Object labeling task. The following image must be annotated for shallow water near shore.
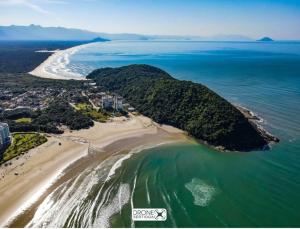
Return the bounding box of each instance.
[29,41,300,227]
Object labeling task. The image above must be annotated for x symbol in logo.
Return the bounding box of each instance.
[155,209,166,219]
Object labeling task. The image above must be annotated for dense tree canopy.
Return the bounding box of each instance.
[0,40,92,73]
[1,99,94,134]
[87,64,268,151]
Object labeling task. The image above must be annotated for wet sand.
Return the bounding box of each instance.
[0,114,186,227]
[29,43,95,80]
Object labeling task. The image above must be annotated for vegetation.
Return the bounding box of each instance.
[0,41,90,99]
[0,73,86,97]
[1,108,34,120]
[1,132,47,164]
[74,102,109,123]
[87,64,268,151]
[15,117,32,124]
[0,41,94,73]
[0,41,97,135]
[0,41,98,164]
[34,99,94,132]
[74,102,92,111]
[1,99,94,134]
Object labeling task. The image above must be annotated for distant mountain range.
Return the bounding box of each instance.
[0,24,256,41]
[0,25,101,41]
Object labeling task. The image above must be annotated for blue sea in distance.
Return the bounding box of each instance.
[30,41,300,227]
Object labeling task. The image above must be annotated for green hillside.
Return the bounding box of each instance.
[87,64,268,151]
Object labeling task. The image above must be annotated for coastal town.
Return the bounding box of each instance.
[0,80,136,164]
[0,81,134,112]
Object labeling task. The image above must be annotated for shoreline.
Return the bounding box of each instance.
[0,136,87,227]
[236,105,280,145]
[1,40,281,226]
[29,42,97,81]
[0,115,186,227]
[28,41,280,149]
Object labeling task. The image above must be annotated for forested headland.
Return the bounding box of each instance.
[87,64,269,151]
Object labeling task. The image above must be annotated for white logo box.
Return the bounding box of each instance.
[132,208,167,221]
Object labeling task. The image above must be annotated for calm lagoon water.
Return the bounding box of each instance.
[30,41,300,227]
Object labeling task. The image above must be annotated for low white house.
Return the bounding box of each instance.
[128,107,135,112]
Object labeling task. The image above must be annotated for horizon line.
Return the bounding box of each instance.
[2,23,300,41]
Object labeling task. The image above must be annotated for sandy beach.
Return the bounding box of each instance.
[29,43,96,80]
[0,41,187,227]
[0,114,185,227]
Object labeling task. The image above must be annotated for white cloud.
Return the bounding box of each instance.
[44,0,68,4]
[0,0,67,14]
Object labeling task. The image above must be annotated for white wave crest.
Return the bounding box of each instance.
[45,46,84,79]
[92,183,130,228]
[30,42,98,80]
[25,141,175,227]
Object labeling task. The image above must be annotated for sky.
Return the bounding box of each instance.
[0,0,300,39]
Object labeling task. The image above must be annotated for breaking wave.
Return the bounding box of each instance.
[26,142,173,227]
[44,47,84,79]
[26,153,131,228]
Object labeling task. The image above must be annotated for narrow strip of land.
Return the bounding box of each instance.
[29,43,95,80]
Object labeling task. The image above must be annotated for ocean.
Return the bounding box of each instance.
[29,41,300,227]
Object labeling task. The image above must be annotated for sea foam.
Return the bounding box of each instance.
[185,178,217,207]
[25,142,173,227]
[46,47,83,79]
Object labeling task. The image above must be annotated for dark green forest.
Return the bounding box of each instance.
[0,40,91,73]
[0,73,85,96]
[87,64,268,151]
[1,99,94,133]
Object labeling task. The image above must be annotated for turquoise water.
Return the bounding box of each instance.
[30,41,300,227]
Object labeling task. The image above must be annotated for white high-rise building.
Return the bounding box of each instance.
[101,95,114,109]
[0,123,11,150]
[114,96,123,110]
